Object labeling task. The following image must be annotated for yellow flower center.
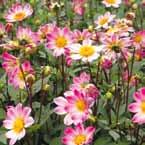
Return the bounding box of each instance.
[55,36,67,48]
[14,12,26,21]
[13,118,24,133]
[76,99,86,112]
[105,0,116,4]
[74,134,86,145]
[141,101,145,113]
[134,35,142,43]
[99,17,108,25]
[79,45,95,57]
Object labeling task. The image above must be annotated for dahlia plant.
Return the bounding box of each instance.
[0,0,145,145]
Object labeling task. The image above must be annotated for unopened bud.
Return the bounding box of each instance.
[110,86,115,93]
[35,19,41,25]
[5,23,13,33]
[125,12,135,20]
[43,66,51,76]
[25,44,37,54]
[88,25,93,32]
[0,82,4,90]
[26,74,35,86]
[132,3,138,10]
[42,84,50,92]
[106,92,113,99]
[89,115,97,122]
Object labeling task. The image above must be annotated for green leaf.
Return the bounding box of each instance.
[109,130,120,141]
[0,130,7,145]
[27,124,41,133]
[49,137,60,145]
[94,136,111,145]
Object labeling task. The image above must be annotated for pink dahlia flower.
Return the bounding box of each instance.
[17,26,40,47]
[132,30,145,49]
[128,87,145,124]
[102,0,122,8]
[54,90,93,125]
[101,34,131,60]
[4,3,33,22]
[62,124,95,145]
[46,26,73,57]
[38,23,56,41]
[72,0,86,15]
[3,103,34,145]
[70,72,99,101]
[9,61,34,89]
[100,56,113,70]
[95,12,115,29]
[2,52,19,75]
[73,29,92,42]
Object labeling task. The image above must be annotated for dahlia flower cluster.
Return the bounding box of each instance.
[54,72,98,144]
[1,0,145,145]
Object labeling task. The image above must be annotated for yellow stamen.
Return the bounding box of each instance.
[55,36,67,48]
[134,35,142,43]
[74,134,86,145]
[141,101,145,113]
[99,17,108,25]
[79,45,95,57]
[13,118,24,133]
[105,0,116,4]
[76,99,86,112]
[14,12,26,21]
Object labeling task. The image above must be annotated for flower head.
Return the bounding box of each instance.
[95,12,115,29]
[73,29,92,42]
[100,56,113,69]
[102,0,122,8]
[132,30,145,49]
[46,26,73,57]
[62,124,95,145]
[107,18,134,37]
[9,61,34,89]
[72,0,86,15]
[70,72,99,101]
[101,34,131,59]
[2,52,20,75]
[70,39,103,62]
[17,26,39,47]
[3,103,34,145]
[4,3,33,22]
[128,87,145,124]
[54,90,93,125]
[38,23,55,41]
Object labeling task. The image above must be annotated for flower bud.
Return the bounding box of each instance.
[89,115,97,122]
[106,92,113,99]
[0,82,4,91]
[132,3,138,10]
[25,44,37,54]
[26,74,35,86]
[5,23,13,33]
[42,66,51,76]
[35,19,41,25]
[42,84,50,92]
[110,86,115,93]
[125,12,135,20]
[88,25,93,32]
